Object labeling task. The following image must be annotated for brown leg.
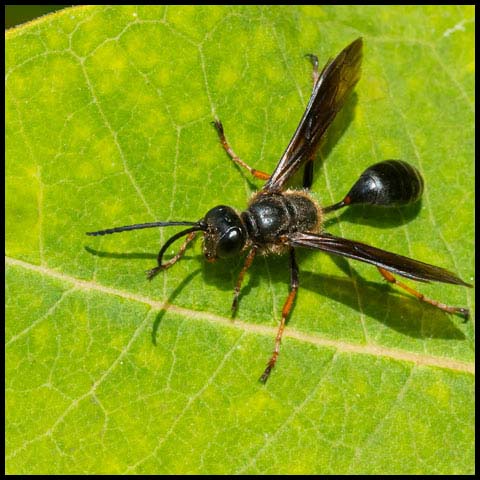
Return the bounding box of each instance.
[302,54,320,189]
[378,267,469,321]
[232,247,257,313]
[305,53,320,87]
[260,248,299,384]
[147,231,198,280]
[212,119,270,181]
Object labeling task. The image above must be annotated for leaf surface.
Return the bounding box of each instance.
[6,5,474,474]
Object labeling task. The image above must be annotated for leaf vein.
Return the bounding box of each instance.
[6,256,474,374]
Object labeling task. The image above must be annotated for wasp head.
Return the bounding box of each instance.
[201,205,247,261]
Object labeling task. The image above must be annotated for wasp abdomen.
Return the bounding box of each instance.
[346,160,424,206]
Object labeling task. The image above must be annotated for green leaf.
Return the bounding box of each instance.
[6,5,474,474]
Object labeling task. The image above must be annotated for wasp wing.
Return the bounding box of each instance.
[287,232,471,286]
[262,37,363,193]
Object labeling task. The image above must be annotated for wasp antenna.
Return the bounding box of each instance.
[147,225,204,280]
[86,221,202,236]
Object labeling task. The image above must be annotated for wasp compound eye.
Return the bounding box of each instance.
[217,227,246,258]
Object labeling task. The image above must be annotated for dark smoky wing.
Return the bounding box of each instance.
[262,37,363,193]
[287,232,471,286]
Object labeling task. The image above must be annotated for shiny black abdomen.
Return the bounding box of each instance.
[347,160,424,206]
[242,192,319,246]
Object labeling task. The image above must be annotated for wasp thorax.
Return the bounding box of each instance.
[202,205,247,260]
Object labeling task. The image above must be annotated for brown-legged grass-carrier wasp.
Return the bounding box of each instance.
[87,38,472,383]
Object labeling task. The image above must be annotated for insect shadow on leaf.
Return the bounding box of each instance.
[151,268,202,346]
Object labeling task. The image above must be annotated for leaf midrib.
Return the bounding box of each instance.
[6,255,474,374]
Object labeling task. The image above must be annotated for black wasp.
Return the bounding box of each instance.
[87,38,471,383]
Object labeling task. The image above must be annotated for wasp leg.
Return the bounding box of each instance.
[302,54,320,190]
[260,248,299,383]
[377,267,469,321]
[212,119,270,181]
[232,247,257,314]
[146,231,198,280]
[303,158,315,189]
[305,53,320,87]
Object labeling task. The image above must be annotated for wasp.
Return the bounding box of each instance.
[87,38,471,383]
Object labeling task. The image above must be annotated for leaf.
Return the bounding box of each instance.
[6,5,474,474]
